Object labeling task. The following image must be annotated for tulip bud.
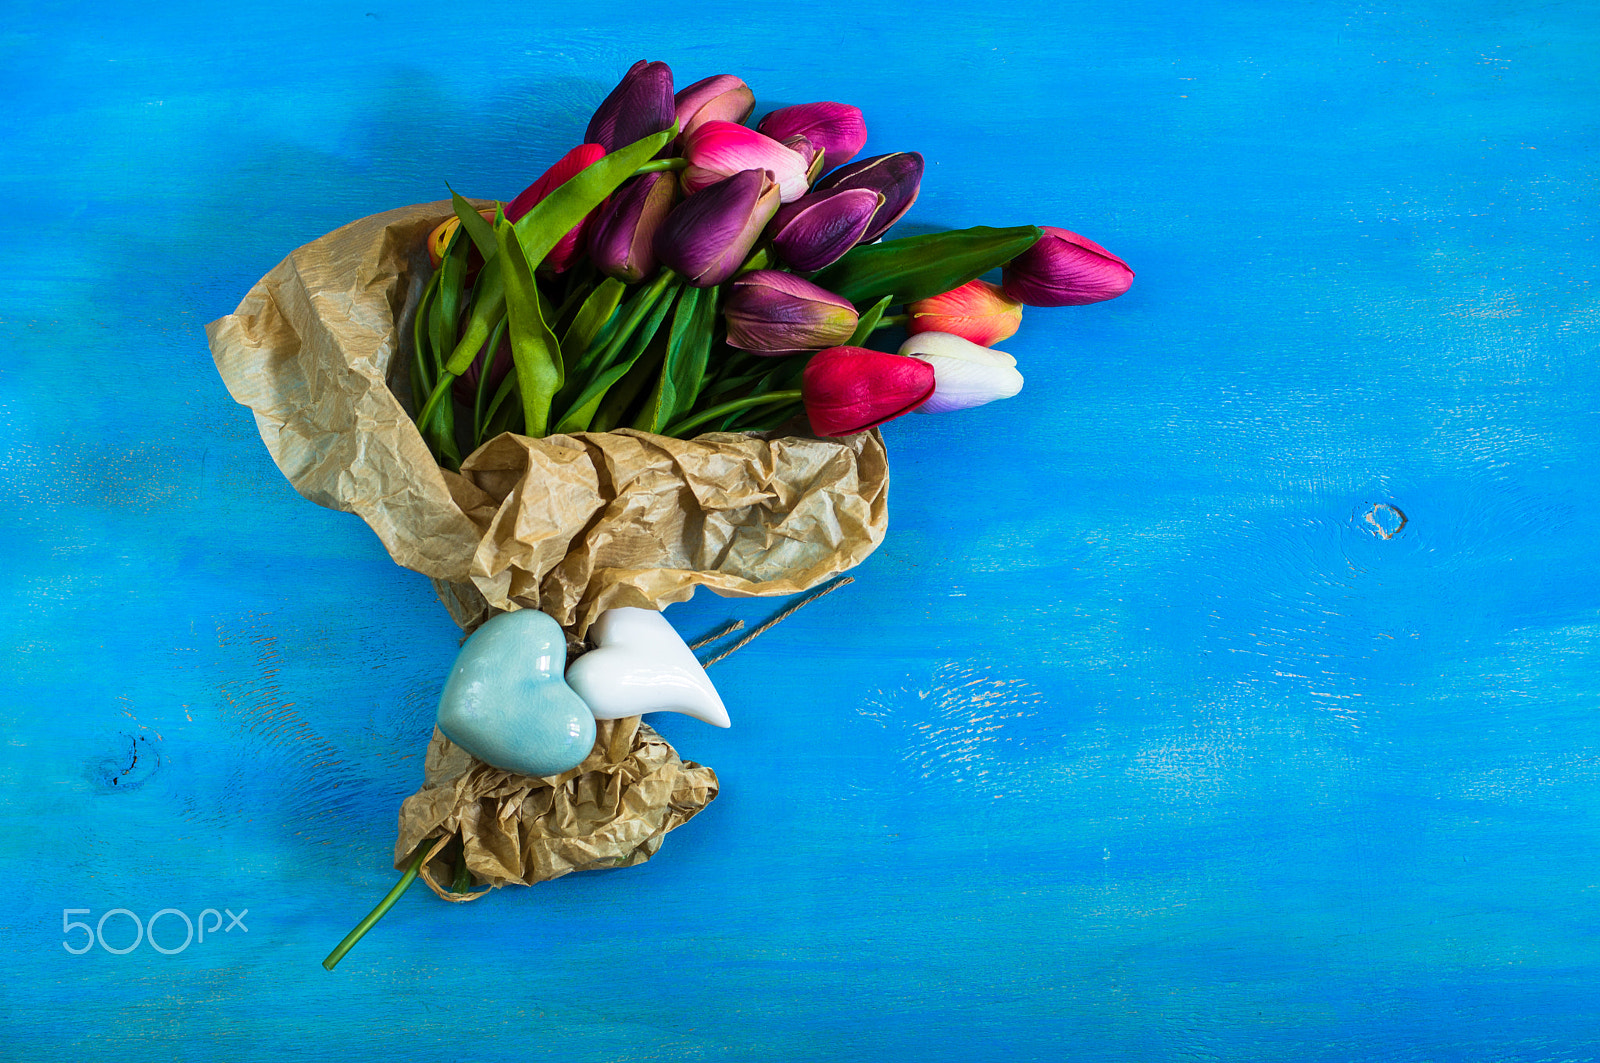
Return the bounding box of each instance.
[1000,226,1134,307]
[502,143,608,273]
[812,151,923,243]
[768,187,883,272]
[674,74,756,137]
[427,208,497,268]
[588,171,679,283]
[585,60,676,153]
[654,169,781,287]
[906,279,1023,347]
[681,121,812,203]
[899,332,1023,414]
[757,102,868,172]
[724,271,859,355]
[801,346,935,437]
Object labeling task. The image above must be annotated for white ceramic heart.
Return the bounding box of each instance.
[566,608,731,728]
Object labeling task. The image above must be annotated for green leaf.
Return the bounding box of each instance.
[442,126,675,377]
[553,283,681,435]
[560,277,626,371]
[450,188,498,260]
[846,293,895,347]
[507,126,676,278]
[495,214,564,438]
[812,225,1042,307]
[637,284,721,433]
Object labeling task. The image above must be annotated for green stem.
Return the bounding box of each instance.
[664,389,802,438]
[322,841,436,971]
[875,313,908,328]
[634,158,689,174]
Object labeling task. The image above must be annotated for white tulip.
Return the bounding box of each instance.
[898,331,1024,414]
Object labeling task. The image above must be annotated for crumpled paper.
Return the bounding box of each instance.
[397,719,717,897]
[206,200,890,638]
[206,201,888,891]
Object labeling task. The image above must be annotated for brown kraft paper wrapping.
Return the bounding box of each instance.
[206,201,888,891]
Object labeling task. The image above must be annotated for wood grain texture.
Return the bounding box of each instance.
[4,1,1598,1059]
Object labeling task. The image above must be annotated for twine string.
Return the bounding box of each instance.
[700,576,855,668]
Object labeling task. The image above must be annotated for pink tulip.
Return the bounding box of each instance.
[801,346,935,437]
[681,121,813,203]
[674,74,756,136]
[906,279,1023,347]
[724,271,858,355]
[1000,226,1134,307]
[503,143,608,272]
[756,102,868,172]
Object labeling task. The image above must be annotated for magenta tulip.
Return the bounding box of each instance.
[503,143,608,272]
[588,171,678,283]
[757,102,868,172]
[1000,226,1134,307]
[768,187,884,272]
[654,169,781,287]
[674,74,755,137]
[812,151,923,243]
[724,271,859,355]
[585,60,676,153]
[681,121,813,203]
[906,279,1023,347]
[801,346,935,437]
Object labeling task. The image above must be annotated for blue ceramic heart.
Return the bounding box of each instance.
[435,610,596,778]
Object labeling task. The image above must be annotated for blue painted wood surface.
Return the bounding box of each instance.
[5,2,1599,1058]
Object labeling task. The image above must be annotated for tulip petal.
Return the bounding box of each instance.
[770,188,883,273]
[682,121,812,203]
[674,74,756,136]
[654,169,781,287]
[906,278,1023,346]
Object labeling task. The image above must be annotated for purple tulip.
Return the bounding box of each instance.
[1000,226,1134,307]
[724,270,859,355]
[813,151,923,243]
[586,60,676,153]
[768,187,884,272]
[588,171,679,283]
[654,169,782,287]
[674,74,755,137]
[757,102,868,172]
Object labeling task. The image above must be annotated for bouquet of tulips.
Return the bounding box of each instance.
[407,60,1133,467]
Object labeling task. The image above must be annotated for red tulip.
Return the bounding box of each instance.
[1000,226,1134,307]
[502,143,608,273]
[906,279,1023,347]
[801,346,935,437]
[757,102,868,172]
